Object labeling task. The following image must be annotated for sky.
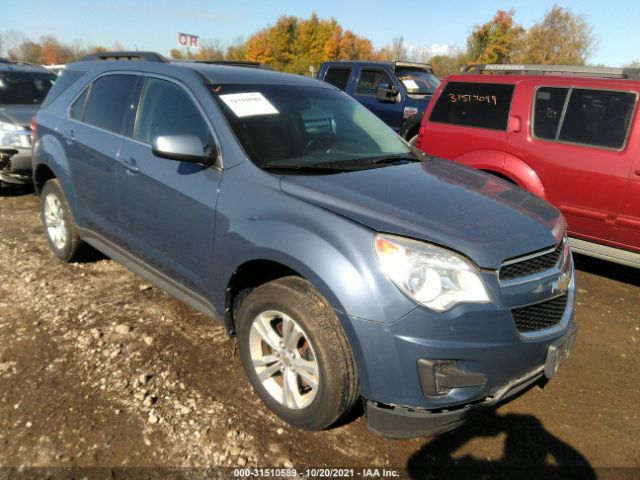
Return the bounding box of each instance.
[2,0,639,66]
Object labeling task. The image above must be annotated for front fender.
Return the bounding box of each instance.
[213,216,417,324]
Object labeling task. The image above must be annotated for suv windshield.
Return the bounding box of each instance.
[395,67,441,95]
[0,72,56,105]
[211,84,415,170]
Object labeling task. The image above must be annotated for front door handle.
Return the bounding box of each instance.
[122,157,139,174]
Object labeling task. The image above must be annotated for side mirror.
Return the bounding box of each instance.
[376,82,400,103]
[152,134,216,166]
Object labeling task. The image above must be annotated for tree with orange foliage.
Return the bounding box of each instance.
[467,9,524,64]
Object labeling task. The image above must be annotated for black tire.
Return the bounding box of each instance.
[236,276,359,430]
[40,179,87,262]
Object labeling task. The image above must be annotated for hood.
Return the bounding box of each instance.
[280,159,563,270]
[0,106,39,129]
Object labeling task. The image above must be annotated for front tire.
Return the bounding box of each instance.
[40,179,87,262]
[236,276,359,430]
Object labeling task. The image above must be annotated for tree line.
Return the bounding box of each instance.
[0,6,617,77]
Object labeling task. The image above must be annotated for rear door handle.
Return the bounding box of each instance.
[122,157,139,174]
[63,129,75,145]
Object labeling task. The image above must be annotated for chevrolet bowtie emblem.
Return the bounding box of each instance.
[553,271,571,294]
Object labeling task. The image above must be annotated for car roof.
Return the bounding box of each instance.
[68,59,331,88]
[445,72,640,90]
[0,59,55,75]
[322,60,433,70]
[449,64,640,88]
[68,52,330,88]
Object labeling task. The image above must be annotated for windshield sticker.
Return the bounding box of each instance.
[402,79,420,90]
[219,92,279,118]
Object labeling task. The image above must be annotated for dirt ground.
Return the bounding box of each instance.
[0,186,638,480]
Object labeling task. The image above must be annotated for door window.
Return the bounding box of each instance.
[355,69,393,96]
[559,89,636,149]
[323,67,351,91]
[533,87,637,149]
[133,78,210,146]
[533,87,569,140]
[429,82,515,130]
[83,74,138,134]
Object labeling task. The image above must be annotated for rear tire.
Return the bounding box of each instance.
[40,179,87,262]
[236,276,359,430]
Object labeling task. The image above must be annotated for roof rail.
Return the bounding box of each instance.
[174,60,269,69]
[81,51,169,63]
[462,64,640,81]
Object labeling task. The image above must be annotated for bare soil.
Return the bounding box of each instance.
[0,187,638,479]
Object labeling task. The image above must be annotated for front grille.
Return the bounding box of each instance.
[499,241,563,280]
[511,294,568,333]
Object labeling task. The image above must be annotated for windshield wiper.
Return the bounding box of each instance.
[261,163,358,173]
[353,154,421,167]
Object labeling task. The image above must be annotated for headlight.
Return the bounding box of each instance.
[0,121,29,148]
[374,234,490,311]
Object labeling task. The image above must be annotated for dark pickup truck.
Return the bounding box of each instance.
[317,60,440,144]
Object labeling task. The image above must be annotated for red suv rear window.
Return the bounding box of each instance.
[429,82,515,131]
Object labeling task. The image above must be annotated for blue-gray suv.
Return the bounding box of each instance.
[32,52,577,438]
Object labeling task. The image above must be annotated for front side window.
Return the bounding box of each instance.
[0,72,56,105]
[133,78,209,146]
[355,69,393,96]
[83,74,138,134]
[323,67,351,91]
[395,67,441,95]
[211,84,415,170]
[559,89,636,149]
[429,82,515,131]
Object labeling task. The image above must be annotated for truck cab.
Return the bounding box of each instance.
[317,60,440,144]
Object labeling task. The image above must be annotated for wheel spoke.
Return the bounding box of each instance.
[282,369,299,409]
[253,314,282,350]
[257,361,282,381]
[252,354,279,367]
[46,195,58,215]
[284,324,303,351]
[294,358,319,389]
[281,315,294,348]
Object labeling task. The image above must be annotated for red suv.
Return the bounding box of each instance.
[416,64,640,268]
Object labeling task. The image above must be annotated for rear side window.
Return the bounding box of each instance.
[430,82,515,130]
[355,69,393,96]
[83,74,138,134]
[133,78,209,146]
[533,87,569,140]
[41,69,84,109]
[559,89,636,149]
[69,87,89,120]
[323,67,351,91]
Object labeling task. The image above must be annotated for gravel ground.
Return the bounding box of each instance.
[0,187,638,480]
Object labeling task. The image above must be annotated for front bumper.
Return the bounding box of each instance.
[0,148,32,185]
[365,323,577,438]
[340,245,576,438]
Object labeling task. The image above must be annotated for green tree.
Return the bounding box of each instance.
[467,9,524,64]
[519,5,596,64]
